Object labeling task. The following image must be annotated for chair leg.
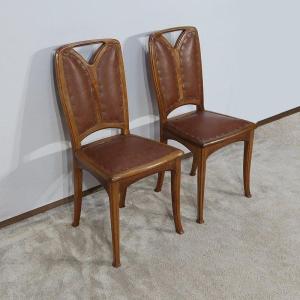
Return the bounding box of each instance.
[155,172,165,192]
[197,149,207,224]
[171,159,184,234]
[190,153,199,176]
[243,130,254,198]
[155,137,167,192]
[119,186,127,208]
[108,183,121,268]
[72,160,83,227]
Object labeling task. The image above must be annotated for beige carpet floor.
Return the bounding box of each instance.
[0,114,299,299]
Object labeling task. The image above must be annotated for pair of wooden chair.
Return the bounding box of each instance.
[55,26,255,267]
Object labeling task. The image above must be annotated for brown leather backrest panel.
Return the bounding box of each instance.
[149,27,204,119]
[61,49,99,136]
[96,44,126,123]
[55,39,129,148]
[152,37,181,111]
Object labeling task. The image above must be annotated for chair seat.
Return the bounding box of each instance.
[75,134,183,181]
[165,110,255,147]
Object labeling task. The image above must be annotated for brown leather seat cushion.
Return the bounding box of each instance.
[76,134,182,181]
[165,110,255,147]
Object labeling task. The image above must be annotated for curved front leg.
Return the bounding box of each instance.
[171,158,184,234]
[72,159,83,227]
[108,183,121,268]
[197,149,207,224]
[243,130,254,198]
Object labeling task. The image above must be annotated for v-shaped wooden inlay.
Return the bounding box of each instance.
[157,31,190,102]
[160,30,187,49]
[66,45,109,122]
[72,42,107,66]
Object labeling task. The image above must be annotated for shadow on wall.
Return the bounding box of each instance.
[0,32,169,221]
[122,31,193,152]
[0,46,97,221]
[122,31,196,140]
[123,31,160,140]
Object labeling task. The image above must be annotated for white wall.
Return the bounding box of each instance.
[0,0,299,221]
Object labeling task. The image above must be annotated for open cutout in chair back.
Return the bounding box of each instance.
[55,39,129,149]
[149,26,204,120]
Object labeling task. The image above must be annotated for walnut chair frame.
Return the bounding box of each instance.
[149,26,256,224]
[55,39,184,267]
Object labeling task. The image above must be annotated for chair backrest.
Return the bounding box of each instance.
[55,39,130,150]
[149,26,204,123]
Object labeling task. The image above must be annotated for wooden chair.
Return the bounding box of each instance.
[148,26,256,224]
[55,39,184,267]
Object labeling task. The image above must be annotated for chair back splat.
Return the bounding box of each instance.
[149,26,204,122]
[55,39,130,150]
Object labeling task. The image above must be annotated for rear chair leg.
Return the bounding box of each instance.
[243,130,254,198]
[72,159,83,227]
[171,158,184,234]
[155,172,165,192]
[119,186,127,208]
[155,137,167,192]
[190,153,199,176]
